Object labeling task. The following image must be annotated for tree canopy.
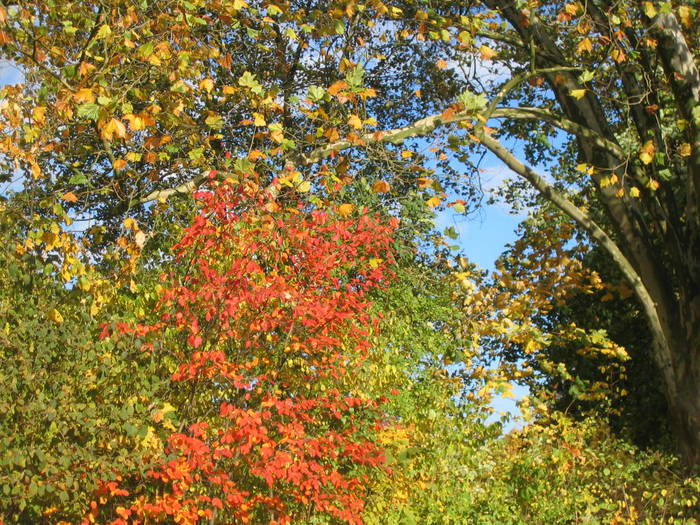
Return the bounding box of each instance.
[1,0,700,522]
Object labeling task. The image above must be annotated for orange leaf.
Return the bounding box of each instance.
[372,180,390,193]
[78,61,96,77]
[248,149,267,160]
[62,191,79,203]
[325,127,340,142]
[74,88,95,103]
[417,177,433,189]
[327,80,348,96]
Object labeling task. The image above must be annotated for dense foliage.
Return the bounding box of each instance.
[1,0,699,523]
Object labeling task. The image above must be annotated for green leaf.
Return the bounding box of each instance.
[205,113,224,129]
[308,86,326,102]
[238,71,264,95]
[188,147,204,161]
[345,64,365,88]
[76,103,101,121]
[578,70,595,83]
[136,41,154,59]
[457,91,488,112]
[68,174,89,185]
[444,226,459,240]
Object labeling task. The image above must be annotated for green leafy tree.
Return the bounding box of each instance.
[0,201,169,523]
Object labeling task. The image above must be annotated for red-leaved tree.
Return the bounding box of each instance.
[91,176,398,525]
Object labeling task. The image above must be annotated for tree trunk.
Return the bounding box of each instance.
[648,288,700,467]
[666,356,700,468]
[666,293,700,467]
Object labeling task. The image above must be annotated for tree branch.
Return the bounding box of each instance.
[474,128,676,384]
[138,108,482,204]
[650,12,700,231]
[490,106,627,160]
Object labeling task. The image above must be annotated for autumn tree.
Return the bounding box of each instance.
[2,0,699,474]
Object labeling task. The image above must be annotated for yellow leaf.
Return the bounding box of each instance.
[629,186,640,197]
[32,106,47,124]
[123,113,145,131]
[102,118,127,141]
[564,3,580,15]
[576,37,592,54]
[348,114,363,130]
[647,179,659,190]
[338,203,354,217]
[501,384,515,399]
[200,78,214,92]
[679,143,691,157]
[48,308,64,324]
[643,1,657,18]
[426,196,441,208]
[569,89,587,100]
[126,152,142,162]
[74,88,95,103]
[270,129,284,143]
[31,161,42,179]
[368,257,384,269]
[252,112,266,126]
[62,191,79,203]
[113,159,127,171]
[95,24,112,39]
[479,44,497,60]
[372,180,390,193]
[639,140,655,164]
[400,150,414,159]
[296,180,311,193]
[524,339,541,354]
[232,0,248,9]
[42,232,59,250]
[147,54,162,66]
[436,59,448,70]
[123,217,137,230]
